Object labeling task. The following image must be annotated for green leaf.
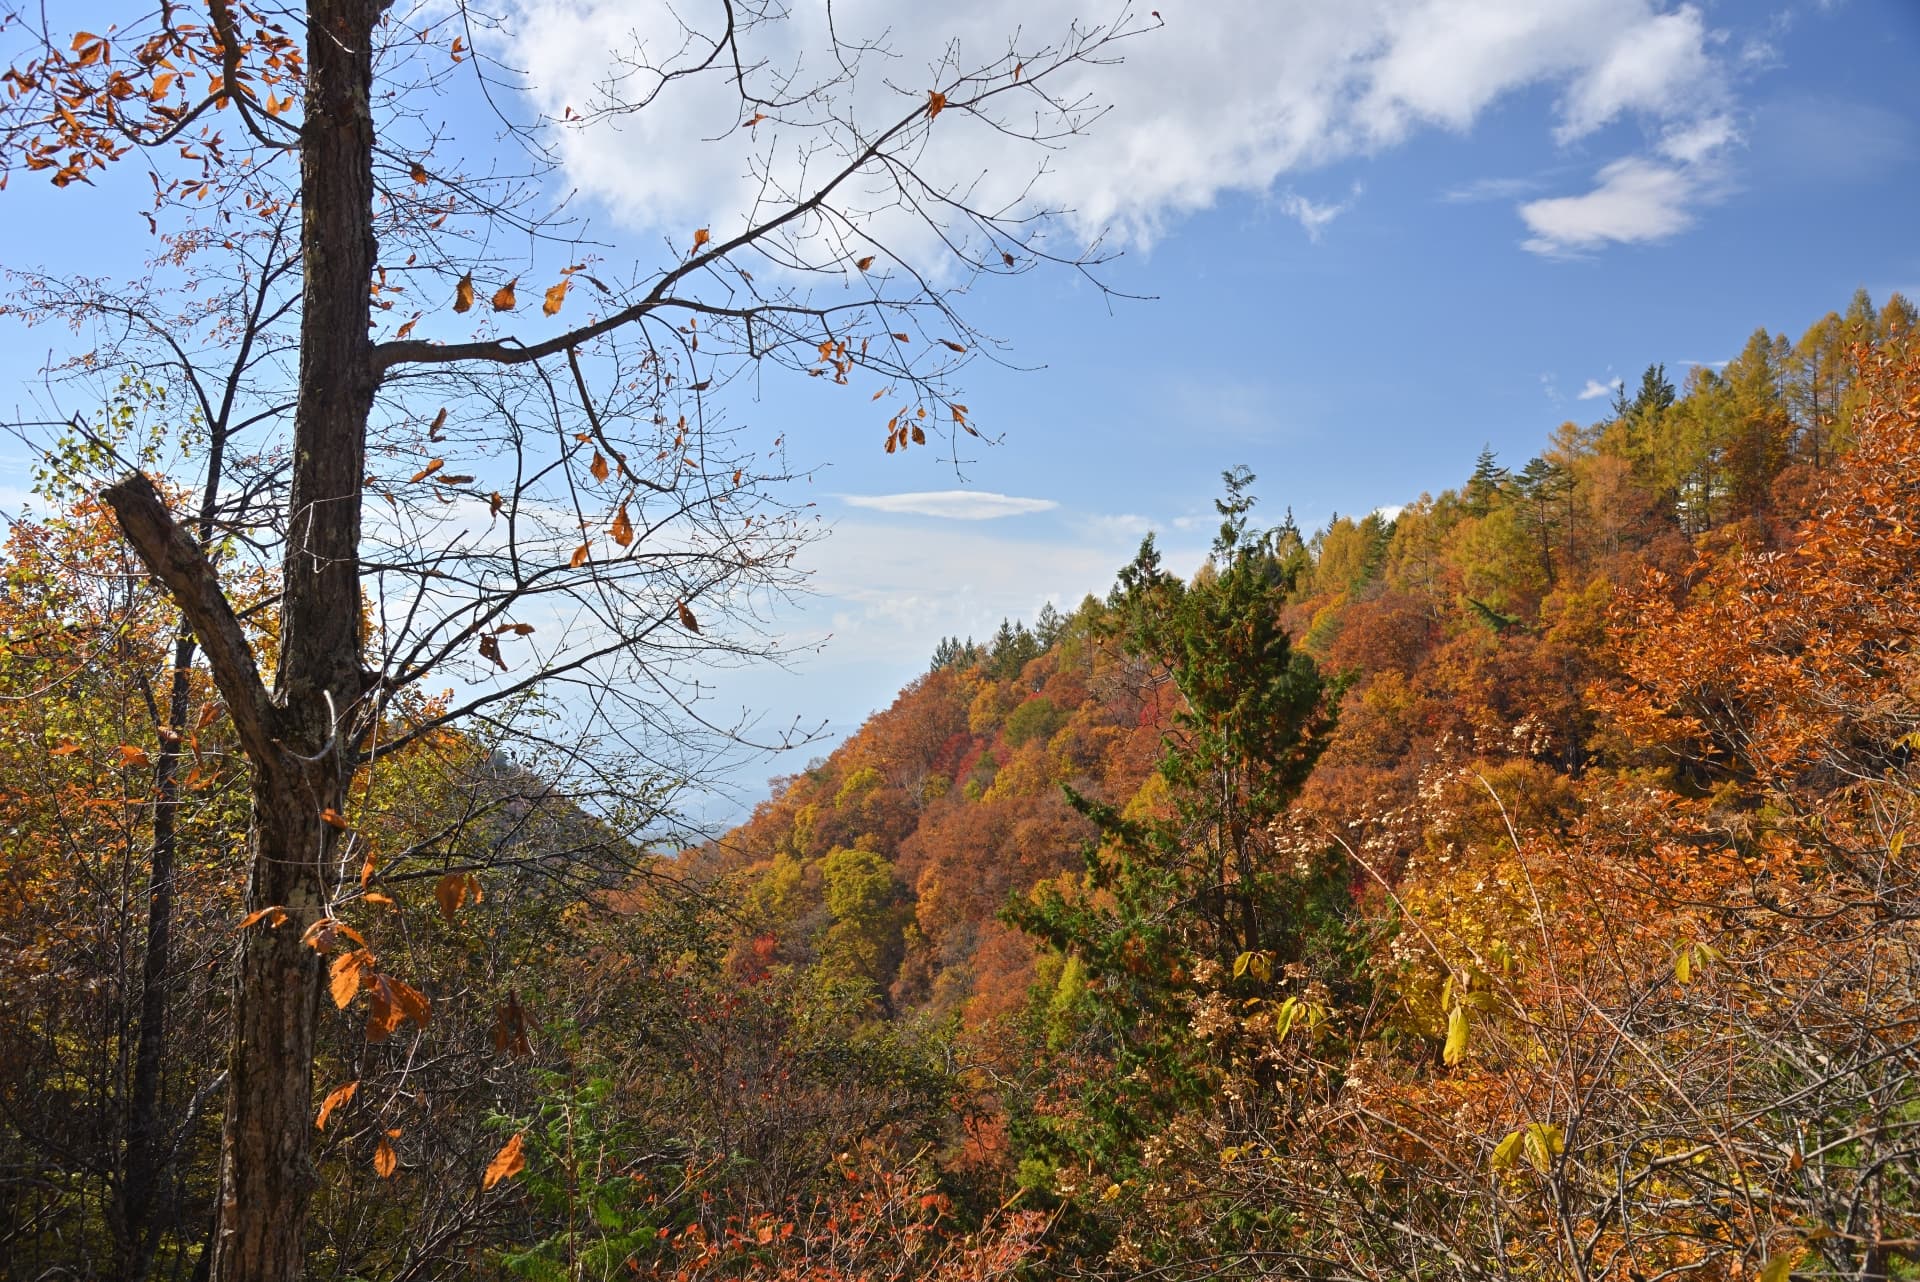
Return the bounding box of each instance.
[1760,1248,1801,1282]
[1274,996,1301,1041]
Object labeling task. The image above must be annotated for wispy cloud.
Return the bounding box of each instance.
[1520,156,1717,257]
[1442,175,1548,204]
[839,490,1057,520]
[1578,376,1623,400]
[1276,184,1363,240]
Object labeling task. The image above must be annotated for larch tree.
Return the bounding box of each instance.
[0,2,1151,1277]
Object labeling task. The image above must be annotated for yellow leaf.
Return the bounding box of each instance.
[542,279,569,316]
[491,278,517,312]
[1760,1249,1802,1282]
[1523,1122,1564,1173]
[453,273,474,313]
[316,1080,358,1130]
[484,1133,527,1189]
[374,1137,397,1178]
[1274,996,1301,1041]
[927,90,947,120]
[1491,1129,1524,1171]
[1443,1004,1469,1066]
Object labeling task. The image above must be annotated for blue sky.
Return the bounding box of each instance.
[3,0,1917,823]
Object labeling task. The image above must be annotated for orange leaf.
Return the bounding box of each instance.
[891,332,911,343]
[316,1080,358,1130]
[489,491,505,517]
[542,279,569,316]
[395,314,420,340]
[49,741,82,757]
[677,601,701,634]
[589,452,609,482]
[434,871,476,922]
[927,90,947,120]
[118,744,151,767]
[374,1137,397,1178]
[691,227,711,254]
[410,459,444,483]
[855,255,875,271]
[429,407,447,441]
[409,160,429,184]
[484,1133,527,1189]
[911,425,926,445]
[610,504,634,548]
[941,339,966,353]
[453,273,474,313]
[569,544,590,569]
[330,950,370,1009]
[239,906,290,930]
[361,892,395,906]
[195,701,223,730]
[491,278,517,312]
[319,807,350,831]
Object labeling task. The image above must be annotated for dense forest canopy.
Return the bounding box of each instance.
[4,287,1918,1279]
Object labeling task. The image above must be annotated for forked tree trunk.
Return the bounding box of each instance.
[106,3,378,1278]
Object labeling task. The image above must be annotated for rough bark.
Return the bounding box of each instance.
[103,2,379,1277]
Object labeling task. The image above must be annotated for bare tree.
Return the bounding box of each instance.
[0,1,1152,1277]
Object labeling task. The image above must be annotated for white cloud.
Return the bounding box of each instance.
[1553,6,1716,143]
[504,0,1755,260]
[1276,185,1362,240]
[839,490,1057,520]
[1519,156,1707,256]
[1578,376,1624,400]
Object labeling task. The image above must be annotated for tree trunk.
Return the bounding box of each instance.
[115,630,197,1282]
[204,2,377,1277]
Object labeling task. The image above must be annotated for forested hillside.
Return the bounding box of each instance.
[5,290,1919,1280]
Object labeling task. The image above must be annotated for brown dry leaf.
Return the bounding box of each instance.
[941,339,966,353]
[330,950,370,1009]
[453,273,474,313]
[610,504,634,548]
[927,90,947,119]
[315,1081,358,1130]
[373,1137,397,1179]
[677,601,701,634]
[855,255,875,271]
[429,407,447,441]
[491,278,517,312]
[484,1134,527,1189]
[477,634,507,670]
[589,452,610,482]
